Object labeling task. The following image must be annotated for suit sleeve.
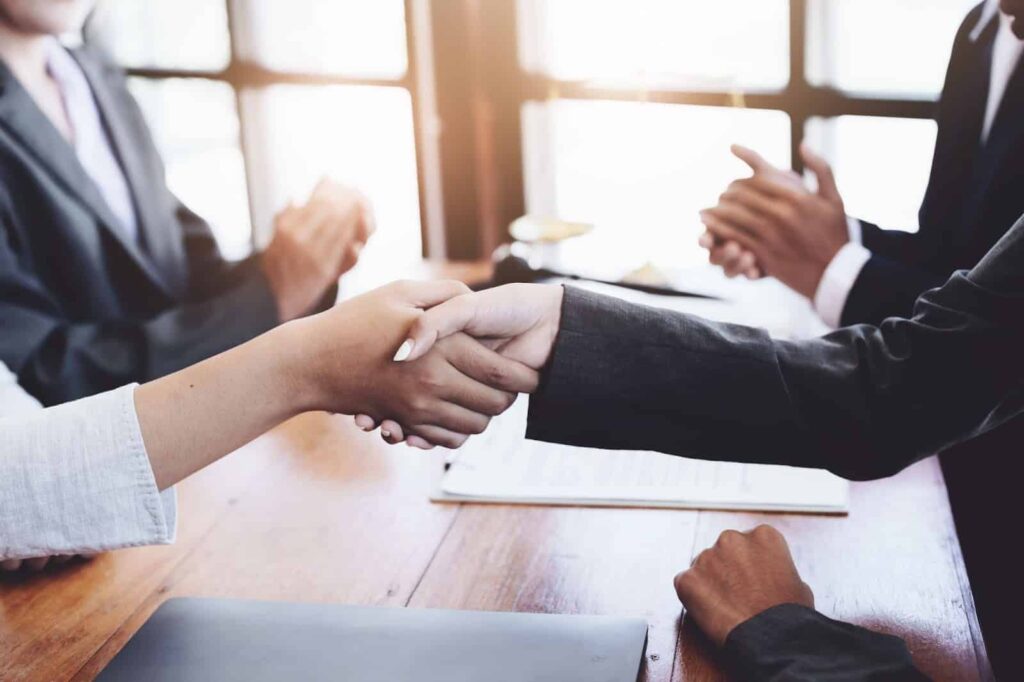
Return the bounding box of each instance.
[527,215,1024,481]
[0,208,280,404]
[722,605,931,682]
[839,221,949,326]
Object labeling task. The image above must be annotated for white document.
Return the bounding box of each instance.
[434,398,849,514]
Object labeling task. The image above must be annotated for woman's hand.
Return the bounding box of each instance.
[291,280,540,448]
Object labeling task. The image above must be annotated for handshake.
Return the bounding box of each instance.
[286,280,566,449]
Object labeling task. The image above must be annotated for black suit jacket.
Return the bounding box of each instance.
[0,47,290,405]
[526,214,1024,679]
[843,3,1024,327]
[838,7,1023,673]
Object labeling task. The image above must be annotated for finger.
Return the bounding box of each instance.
[698,230,716,250]
[379,420,405,443]
[745,265,763,280]
[354,414,378,431]
[1,559,22,571]
[311,176,334,199]
[25,557,50,571]
[338,242,363,276]
[720,242,747,278]
[444,333,540,395]
[737,249,757,271]
[731,144,778,174]
[722,182,792,226]
[407,424,470,450]
[406,435,435,450]
[747,172,807,203]
[701,216,760,256]
[800,144,841,203]
[358,196,377,241]
[420,399,491,436]
[700,209,765,250]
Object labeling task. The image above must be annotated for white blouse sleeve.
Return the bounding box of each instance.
[0,367,176,560]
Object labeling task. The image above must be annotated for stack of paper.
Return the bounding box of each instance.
[433,398,849,514]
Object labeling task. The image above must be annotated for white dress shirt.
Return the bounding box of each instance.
[0,363,175,561]
[813,0,1024,328]
[46,39,139,242]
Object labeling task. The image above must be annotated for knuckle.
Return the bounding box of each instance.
[674,570,696,594]
[391,279,415,297]
[405,396,431,420]
[717,529,743,547]
[752,524,784,544]
[486,363,509,387]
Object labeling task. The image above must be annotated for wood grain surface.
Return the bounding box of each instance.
[0,261,992,681]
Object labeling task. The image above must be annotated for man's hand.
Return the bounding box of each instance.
[700,144,848,299]
[292,280,541,449]
[261,179,375,321]
[674,525,814,647]
[354,283,565,448]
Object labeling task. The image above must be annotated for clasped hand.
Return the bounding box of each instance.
[292,281,564,450]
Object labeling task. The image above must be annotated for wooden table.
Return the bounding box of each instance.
[0,262,993,681]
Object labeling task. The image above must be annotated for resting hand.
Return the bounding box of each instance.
[700,144,847,299]
[674,525,814,646]
[292,280,539,449]
[355,283,564,448]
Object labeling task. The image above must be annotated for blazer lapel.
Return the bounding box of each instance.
[0,59,175,298]
[961,54,1024,238]
[980,54,1024,171]
[71,50,187,298]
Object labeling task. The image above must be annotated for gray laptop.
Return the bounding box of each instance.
[98,598,648,681]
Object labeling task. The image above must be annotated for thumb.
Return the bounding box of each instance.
[395,294,478,362]
[404,279,472,309]
[731,144,776,174]
[801,144,841,203]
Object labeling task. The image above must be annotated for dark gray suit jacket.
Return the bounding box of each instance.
[526,214,1024,680]
[0,47,288,405]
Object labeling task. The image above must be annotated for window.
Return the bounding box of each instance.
[517,0,974,270]
[805,116,938,232]
[806,0,979,98]
[90,0,980,270]
[88,0,422,277]
[523,100,790,270]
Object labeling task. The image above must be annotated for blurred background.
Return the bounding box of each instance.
[84,0,977,282]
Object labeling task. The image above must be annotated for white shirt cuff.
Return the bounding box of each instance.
[846,215,863,244]
[0,384,177,560]
[813,241,872,329]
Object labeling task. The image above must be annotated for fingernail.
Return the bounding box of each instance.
[393,339,414,362]
[381,430,392,439]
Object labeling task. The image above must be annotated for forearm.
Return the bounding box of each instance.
[136,322,314,491]
[528,247,1024,479]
